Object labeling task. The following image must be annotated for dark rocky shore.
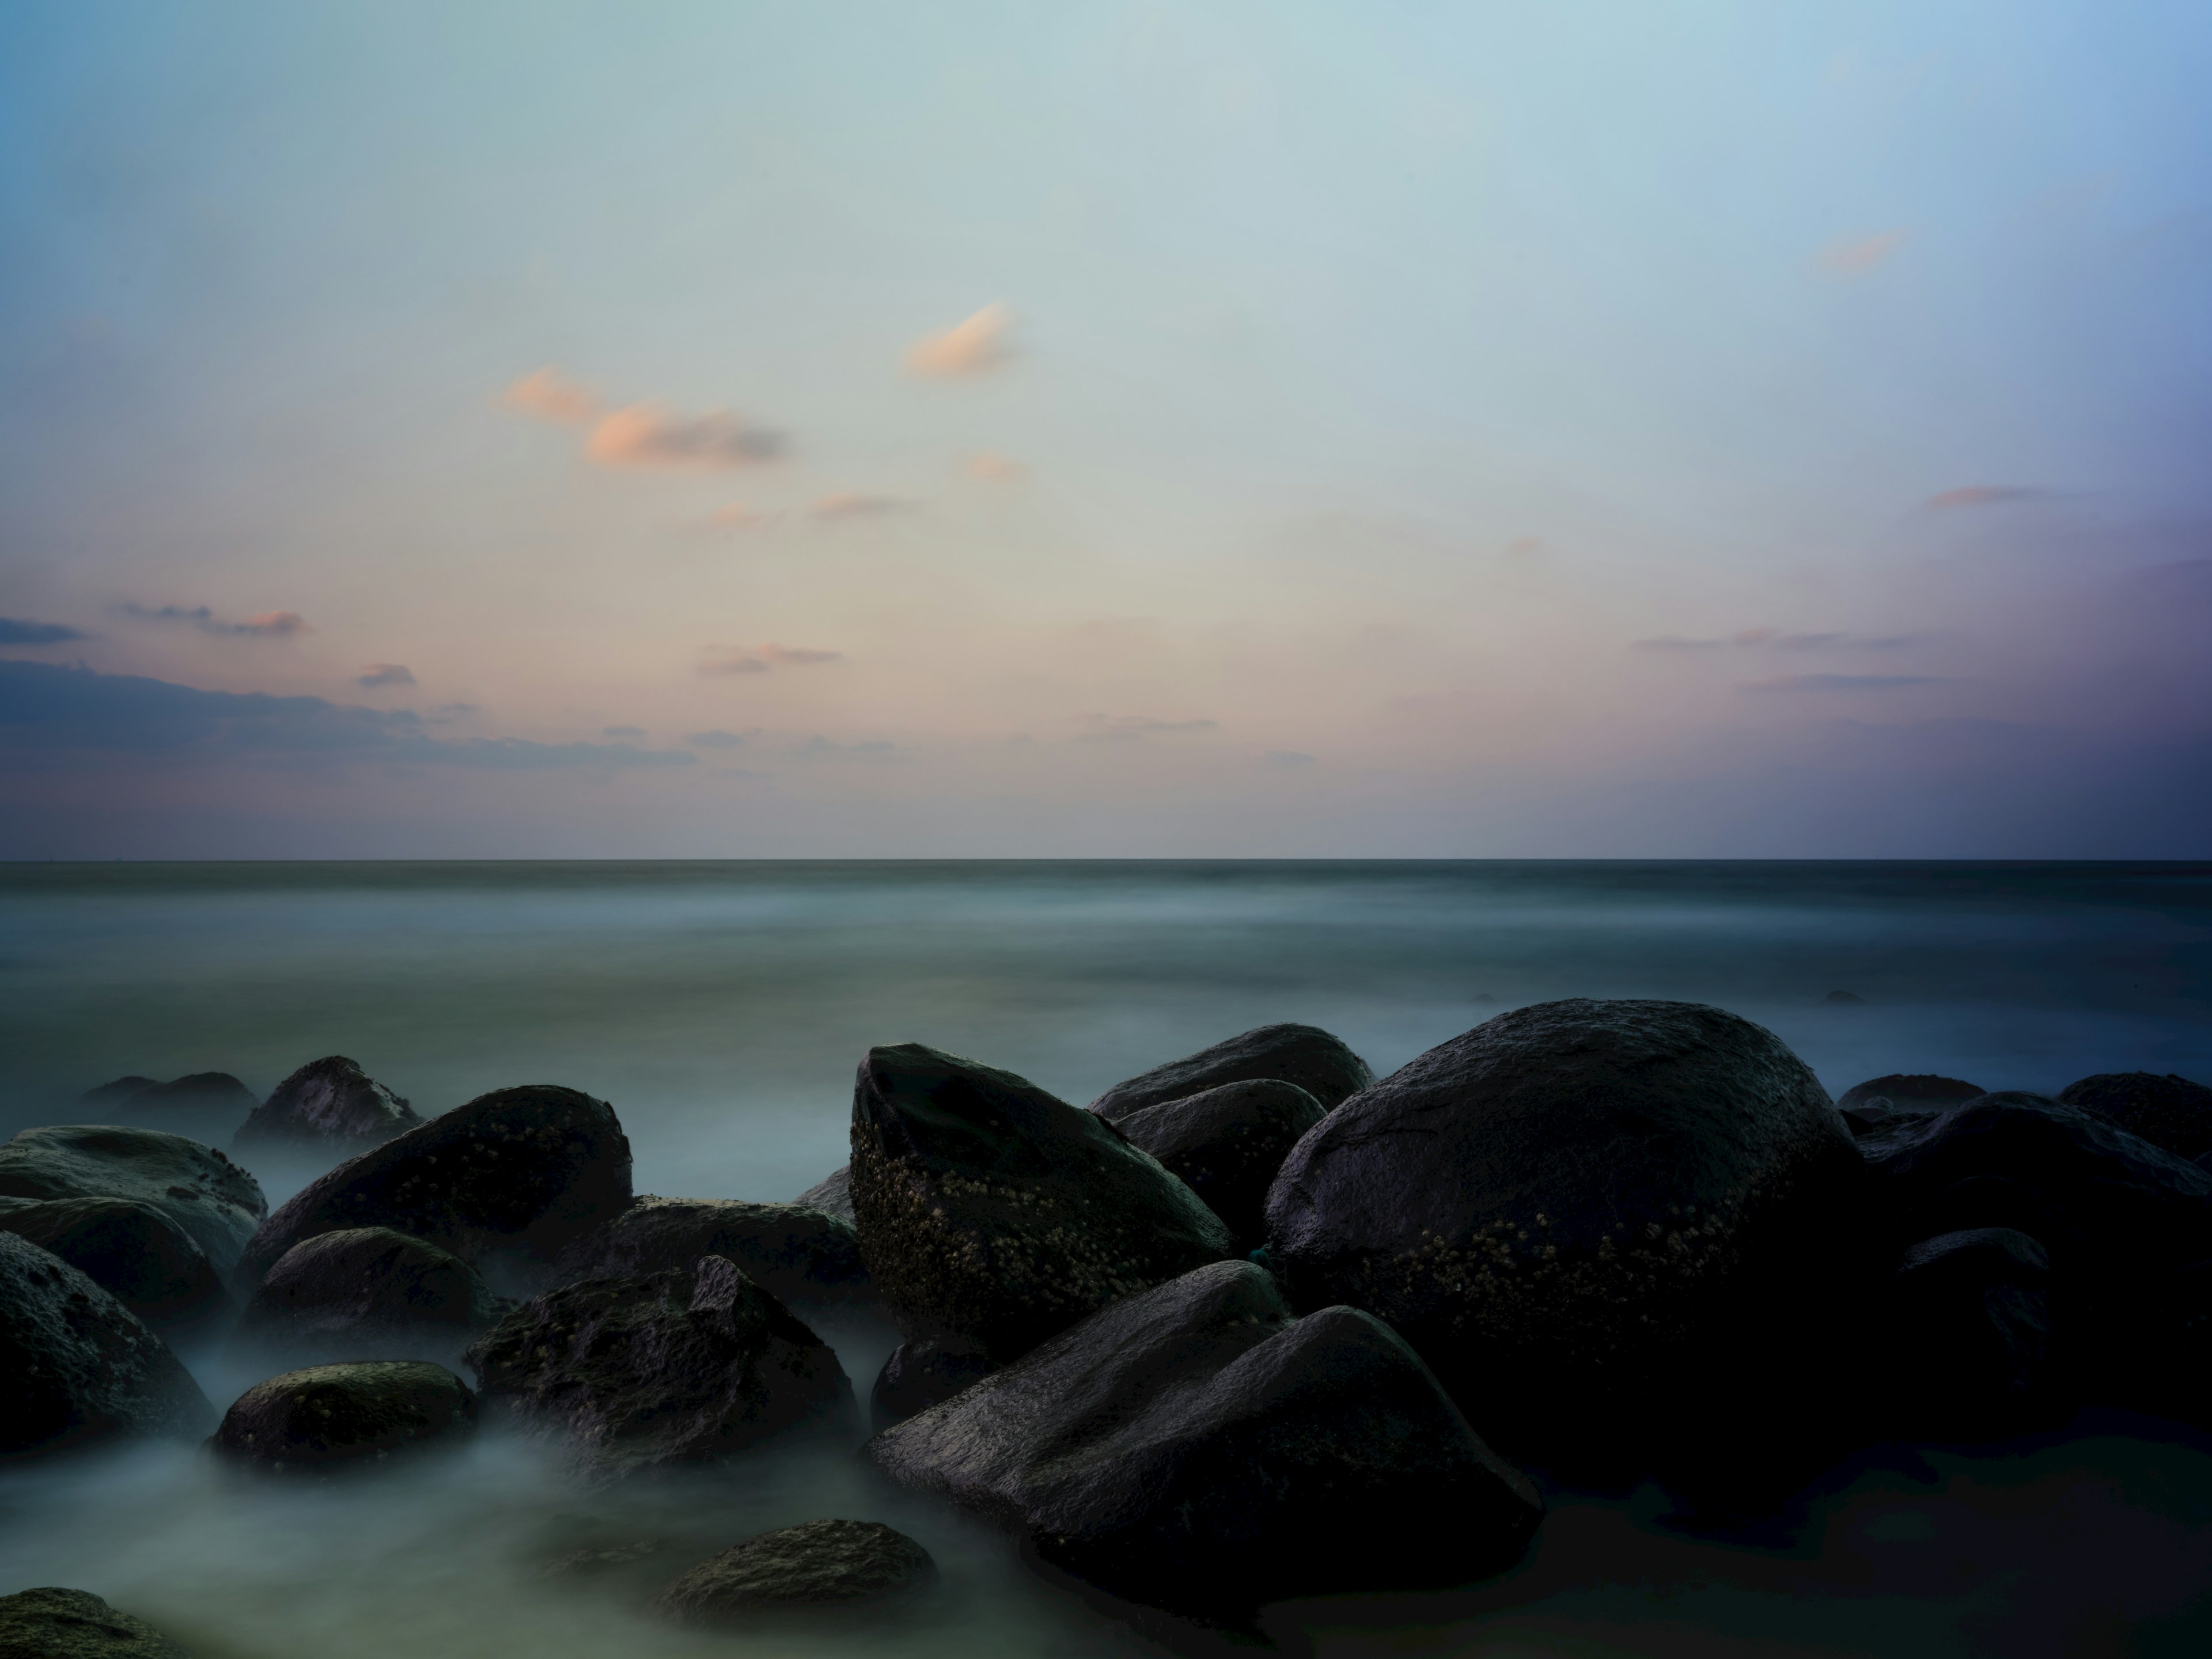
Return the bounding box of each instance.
[4,1016,2210,1650]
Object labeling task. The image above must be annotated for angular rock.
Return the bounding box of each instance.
[869,1336,994,1432]
[1115,1079,1325,1249]
[552,1196,868,1311]
[236,1085,631,1291]
[1266,999,1858,1469]
[0,1196,226,1336]
[1088,1023,1373,1123]
[210,1360,476,1474]
[232,1226,506,1367]
[233,1055,421,1160]
[0,1586,193,1657]
[794,1164,853,1223]
[0,1126,266,1281]
[863,1259,1541,1626]
[655,1520,935,1624]
[1884,1228,2058,1441]
[467,1255,851,1483]
[0,1231,211,1461]
[850,1043,1234,1363]
[2058,1071,2212,1164]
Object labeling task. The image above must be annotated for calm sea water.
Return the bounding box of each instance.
[2,860,2210,1657]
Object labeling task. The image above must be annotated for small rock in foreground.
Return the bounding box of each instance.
[233,1226,506,1367]
[1088,1023,1373,1122]
[210,1360,477,1474]
[0,1586,194,1657]
[233,1055,421,1160]
[655,1520,935,1624]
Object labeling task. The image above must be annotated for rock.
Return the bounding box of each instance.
[0,1196,226,1336]
[794,1164,854,1222]
[1114,1080,1325,1249]
[2058,1071,2212,1164]
[0,1231,211,1461]
[1835,1074,1986,1118]
[850,1043,1234,1364]
[233,1056,421,1160]
[1266,999,1859,1471]
[869,1336,993,1432]
[0,1586,193,1657]
[77,1074,258,1144]
[76,1077,159,1111]
[232,1226,506,1367]
[862,1259,1540,1626]
[0,1126,265,1282]
[210,1360,476,1475]
[540,1537,672,1582]
[236,1085,631,1291]
[467,1255,852,1483]
[1883,1228,2059,1441]
[1821,990,1866,1005]
[1088,1023,1373,1123]
[552,1196,868,1311]
[655,1520,935,1624]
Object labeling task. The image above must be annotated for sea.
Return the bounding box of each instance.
[1,859,2209,1657]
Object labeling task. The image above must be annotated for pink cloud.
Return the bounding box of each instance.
[1819,229,1908,274]
[501,366,600,424]
[964,451,1028,483]
[357,663,415,688]
[1927,486,2050,511]
[906,302,1014,377]
[586,403,783,469]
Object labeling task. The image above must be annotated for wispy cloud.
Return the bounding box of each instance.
[810,493,909,520]
[757,643,843,666]
[698,650,770,676]
[906,301,1014,377]
[696,642,841,677]
[0,618,88,647]
[1738,673,1945,693]
[501,366,600,424]
[586,403,784,469]
[684,729,752,749]
[600,725,645,738]
[1262,749,1316,768]
[1074,714,1219,743]
[1926,486,2052,512]
[791,735,902,761]
[1819,229,1908,274]
[121,604,310,638]
[700,503,780,529]
[1635,630,1914,653]
[357,663,415,688]
[964,451,1027,483]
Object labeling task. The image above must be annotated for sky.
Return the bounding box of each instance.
[2,0,2209,858]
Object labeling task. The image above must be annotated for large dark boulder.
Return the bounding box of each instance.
[1115,1080,1325,1249]
[850,1043,1234,1364]
[0,1126,265,1281]
[1088,1023,1373,1123]
[236,1085,631,1291]
[2059,1071,2212,1164]
[0,1587,193,1657]
[863,1259,1540,1627]
[233,1056,421,1160]
[552,1196,868,1312]
[232,1226,506,1367]
[0,1196,226,1336]
[210,1360,476,1475]
[1266,999,1858,1471]
[467,1255,851,1483]
[793,1165,853,1223]
[1880,1228,2059,1441]
[654,1520,935,1624]
[0,1231,211,1461]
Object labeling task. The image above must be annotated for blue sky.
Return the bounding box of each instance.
[2,1,2209,855]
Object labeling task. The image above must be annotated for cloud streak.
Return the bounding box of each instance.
[501,366,600,424]
[585,403,784,469]
[1819,229,1908,274]
[696,642,843,677]
[1738,673,1945,693]
[357,664,415,688]
[1926,486,2052,512]
[121,604,309,637]
[0,618,88,647]
[906,301,1014,376]
[1074,714,1219,743]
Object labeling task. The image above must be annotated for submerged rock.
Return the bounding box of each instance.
[1266,999,1858,1471]
[0,1231,211,1461]
[233,1226,506,1366]
[552,1196,868,1311]
[793,1165,854,1223]
[210,1360,476,1474]
[0,1196,226,1336]
[0,1586,194,1657]
[467,1255,851,1483]
[850,1043,1234,1364]
[2058,1071,2212,1164]
[655,1520,935,1624]
[863,1259,1540,1626]
[1088,1023,1373,1123]
[0,1126,265,1282]
[869,1336,994,1432]
[233,1056,421,1160]
[237,1085,632,1290]
[1115,1079,1324,1249]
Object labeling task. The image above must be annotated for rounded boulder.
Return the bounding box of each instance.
[210,1360,476,1474]
[654,1520,935,1624]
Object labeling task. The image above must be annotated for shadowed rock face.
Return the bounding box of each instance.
[0,1196,226,1336]
[0,1232,211,1461]
[0,1126,266,1281]
[655,1520,936,1624]
[552,1196,868,1312]
[236,1085,631,1290]
[849,1043,1234,1364]
[1115,1079,1325,1250]
[234,1055,422,1159]
[1836,1074,1986,1116]
[210,1360,476,1474]
[0,1586,194,1657]
[1087,1024,1373,1123]
[2058,1071,2212,1164]
[793,1165,853,1222]
[862,1259,1541,1628]
[1266,999,1857,1467]
[467,1255,852,1484]
[1882,1228,2059,1442]
[233,1226,506,1368]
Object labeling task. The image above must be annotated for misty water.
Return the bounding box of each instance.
[2,859,2210,1657]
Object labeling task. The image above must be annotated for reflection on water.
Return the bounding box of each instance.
[2,861,2210,1654]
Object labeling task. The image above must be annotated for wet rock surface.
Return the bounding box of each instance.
[1088,1022,1374,1122]
[864,1258,1540,1627]
[0,1231,211,1460]
[210,1359,477,1474]
[552,1195,869,1311]
[850,1043,1234,1364]
[237,1084,631,1290]
[654,1519,935,1623]
[1835,1073,1986,1134]
[0,1586,194,1658]
[1883,1228,2059,1441]
[869,1335,994,1431]
[2058,1071,2212,1164]
[0,1126,266,1281]
[233,1055,421,1159]
[233,1226,506,1366]
[1114,1078,1324,1249]
[793,1164,854,1222]
[0,1196,226,1336]
[467,1254,852,1483]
